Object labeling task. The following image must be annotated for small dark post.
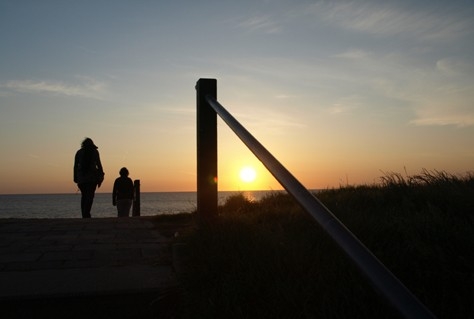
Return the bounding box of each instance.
[132,179,140,216]
[196,79,218,222]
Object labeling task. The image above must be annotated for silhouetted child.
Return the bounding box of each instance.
[112,167,134,217]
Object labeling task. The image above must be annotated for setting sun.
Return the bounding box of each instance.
[239,166,257,183]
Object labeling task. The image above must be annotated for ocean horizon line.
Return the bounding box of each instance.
[0,189,288,197]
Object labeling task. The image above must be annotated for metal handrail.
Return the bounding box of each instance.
[204,93,436,319]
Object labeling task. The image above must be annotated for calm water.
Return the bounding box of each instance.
[0,191,281,219]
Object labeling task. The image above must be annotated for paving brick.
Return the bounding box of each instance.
[93,248,142,262]
[61,238,96,245]
[42,234,79,241]
[141,246,168,258]
[0,252,42,263]
[40,250,93,261]
[0,242,35,253]
[3,260,64,271]
[62,259,121,268]
[73,243,117,251]
[115,223,154,230]
[25,244,74,252]
[99,237,137,244]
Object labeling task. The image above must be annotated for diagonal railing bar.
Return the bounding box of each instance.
[204,93,437,319]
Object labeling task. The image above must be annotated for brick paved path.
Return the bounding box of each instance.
[0,217,179,318]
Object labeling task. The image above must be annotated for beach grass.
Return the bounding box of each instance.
[174,170,473,318]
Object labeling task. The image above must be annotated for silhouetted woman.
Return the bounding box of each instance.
[74,138,104,218]
[112,167,134,217]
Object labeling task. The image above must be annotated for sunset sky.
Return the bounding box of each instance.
[1,0,473,194]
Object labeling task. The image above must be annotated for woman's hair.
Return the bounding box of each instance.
[119,167,129,177]
[81,137,97,149]
[80,138,97,171]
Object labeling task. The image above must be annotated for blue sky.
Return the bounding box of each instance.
[1,0,473,194]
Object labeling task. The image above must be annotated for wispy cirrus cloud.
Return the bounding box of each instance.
[2,77,107,99]
[436,58,474,77]
[333,49,371,60]
[410,81,474,127]
[329,46,474,127]
[411,99,474,127]
[237,15,281,34]
[305,1,472,42]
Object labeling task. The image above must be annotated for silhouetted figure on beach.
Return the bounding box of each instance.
[112,167,134,217]
[74,138,105,218]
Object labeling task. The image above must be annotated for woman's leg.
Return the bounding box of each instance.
[79,183,97,218]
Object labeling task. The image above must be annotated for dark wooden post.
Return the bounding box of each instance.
[132,179,140,216]
[196,79,218,222]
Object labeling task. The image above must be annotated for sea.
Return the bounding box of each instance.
[0,191,282,219]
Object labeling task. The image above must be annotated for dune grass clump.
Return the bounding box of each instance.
[178,170,474,319]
